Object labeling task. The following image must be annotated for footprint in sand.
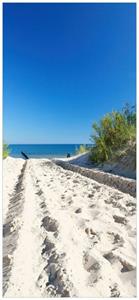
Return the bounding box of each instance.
[89,204,95,208]
[113,215,127,225]
[75,208,82,214]
[36,189,43,196]
[88,193,95,199]
[85,228,100,244]
[42,238,55,255]
[93,185,101,191]
[83,252,101,285]
[40,201,47,209]
[126,200,136,214]
[126,201,136,208]
[107,232,124,247]
[120,258,135,273]
[68,200,73,205]
[62,196,73,206]
[73,179,79,184]
[105,197,126,212]
[67,198,73,205]
[112,192,123,201]
[110,283,120,297]
[103,251,116,264]
[103,250,135,274]
[41,216,58,232]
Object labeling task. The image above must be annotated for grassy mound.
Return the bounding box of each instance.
[90,104,136,164]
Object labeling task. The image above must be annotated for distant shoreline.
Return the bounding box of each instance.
[8,144,92,159]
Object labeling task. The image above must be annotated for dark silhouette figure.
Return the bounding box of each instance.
[67,153,70,158]
[21,152,29,159]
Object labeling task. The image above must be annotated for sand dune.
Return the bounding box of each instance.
[3,157,136,297]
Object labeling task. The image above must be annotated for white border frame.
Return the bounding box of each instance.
[0,1,138,299]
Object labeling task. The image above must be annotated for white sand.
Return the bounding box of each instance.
[3,157,136,297]
[53,151,136,179]
[3,157,24,222]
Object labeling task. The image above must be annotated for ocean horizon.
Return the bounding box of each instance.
[9,144,92,158]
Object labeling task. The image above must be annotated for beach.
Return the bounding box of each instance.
[3,156,136,297]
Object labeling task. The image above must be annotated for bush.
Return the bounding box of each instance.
[3,144,10,159]
[90,104,136,163]
[76,144,88,155]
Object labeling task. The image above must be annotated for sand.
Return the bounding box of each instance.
[54,151,136,179]
[3,157,136,297]
[3,157,24,222]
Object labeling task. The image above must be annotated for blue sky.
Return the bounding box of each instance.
[3,3,136,144]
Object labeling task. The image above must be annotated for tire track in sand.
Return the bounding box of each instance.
[4,161,45,297]
[4,160,73,297]
[3,161,27,295]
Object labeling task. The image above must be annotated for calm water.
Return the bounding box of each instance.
[9,144,91,158]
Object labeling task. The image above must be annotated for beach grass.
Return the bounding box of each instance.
[90,103,136,163]
[3,144,10,159]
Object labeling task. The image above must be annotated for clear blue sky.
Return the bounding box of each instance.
[3,3,136,144]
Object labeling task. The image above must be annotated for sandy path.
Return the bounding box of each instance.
[3,157,24,222]
[3,158,136,297]
[5,161,44,297]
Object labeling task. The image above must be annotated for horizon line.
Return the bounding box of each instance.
[8,142,93,145]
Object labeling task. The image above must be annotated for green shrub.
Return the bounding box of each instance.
[122,103,136,126]
[76,144,88,155]
[90,104,136,163]
[3,144,10,159]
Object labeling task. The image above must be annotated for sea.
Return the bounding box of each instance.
[9,144,91,159]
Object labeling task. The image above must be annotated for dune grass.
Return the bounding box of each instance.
[90,103,136,163]
[76,144,88,154]
[3,144,10,159]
